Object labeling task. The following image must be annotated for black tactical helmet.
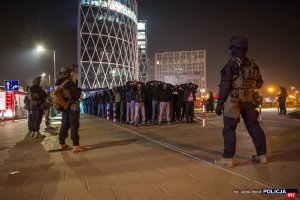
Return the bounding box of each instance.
[59,67,72,77]
[33,76,42,85]
[229,36,248,50]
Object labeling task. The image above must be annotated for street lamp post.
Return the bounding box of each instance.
[53,50,56,84]
[36,45,56,85]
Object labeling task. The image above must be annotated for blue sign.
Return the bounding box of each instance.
[4,80,19,91]
[48,86,55,92]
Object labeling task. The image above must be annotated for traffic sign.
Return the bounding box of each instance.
[4,80,19,91]
[48,86,55,92]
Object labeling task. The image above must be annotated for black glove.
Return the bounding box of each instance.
[215,104,223,116]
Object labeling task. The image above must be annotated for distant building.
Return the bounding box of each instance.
[155,50,206,96]
[137,20,148,82]
[78,0,139,89]
[147,57,155,81]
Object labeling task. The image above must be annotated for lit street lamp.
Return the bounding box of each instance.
[36,45,56,85]
[268,87,274,93]
[41,73,51,87]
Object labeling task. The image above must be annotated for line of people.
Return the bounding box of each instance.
[82,81,199,126]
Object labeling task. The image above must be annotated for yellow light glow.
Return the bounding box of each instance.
[268,88,274,92]
[291,86,295,90]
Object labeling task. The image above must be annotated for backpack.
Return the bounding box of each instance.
[51,80,71,111]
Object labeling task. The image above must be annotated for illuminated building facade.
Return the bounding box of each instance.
[78,0,138,89]
[137,20,147,82]
[155,50,207,96]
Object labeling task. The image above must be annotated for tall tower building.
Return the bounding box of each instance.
[78,0,139,89]
[137,20,147,82]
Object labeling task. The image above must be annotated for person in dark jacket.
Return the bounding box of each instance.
[125,83,133,124]
[113,87,121,122]
[134,83,146,125]
[93,93,99,116]
[100,91,107,118]
[278,87,287,115]
[120,86,127,123]
[104,90,110,119]
[158,84,172,125]
[144,83,152,123]
[215,36,267,167]
[29,76,47,138]
[178,85,185,121]
[183,83,196,123]
[55,67,86,153]
[130,82,137,124]
[108,89,115,120]
[171,85,180,122]
[206,91,215,113]
[151,81,161,124]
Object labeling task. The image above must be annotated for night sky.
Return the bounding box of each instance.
[0,0,299,96]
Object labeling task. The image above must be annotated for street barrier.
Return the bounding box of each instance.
[201,99,206,127]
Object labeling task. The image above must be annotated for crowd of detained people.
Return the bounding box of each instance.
[81,81,199,126]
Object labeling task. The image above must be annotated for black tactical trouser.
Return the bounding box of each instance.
[185,101,194,122]
[222,102,267,158]
[59,109,80,146]
[28,110,33,132]
[31,107,43,132]
[279,102,286,114]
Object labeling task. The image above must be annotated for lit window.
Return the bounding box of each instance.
[138,22,146,30]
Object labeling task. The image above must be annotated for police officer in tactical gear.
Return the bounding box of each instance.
[29,76,47,138]
[55,67,86,153]
[215,36,267,168]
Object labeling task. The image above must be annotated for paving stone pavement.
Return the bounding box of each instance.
[0,115,298,200]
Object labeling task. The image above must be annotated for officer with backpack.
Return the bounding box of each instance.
[29,76,47,138]
[215,36,267,168]
[55,67,86,153]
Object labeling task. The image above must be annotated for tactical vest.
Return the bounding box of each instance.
[231,57,261,102]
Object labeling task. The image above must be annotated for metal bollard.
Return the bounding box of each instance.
[202,104,206,127]
[200,98,206,127]
[106,104,110,120]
